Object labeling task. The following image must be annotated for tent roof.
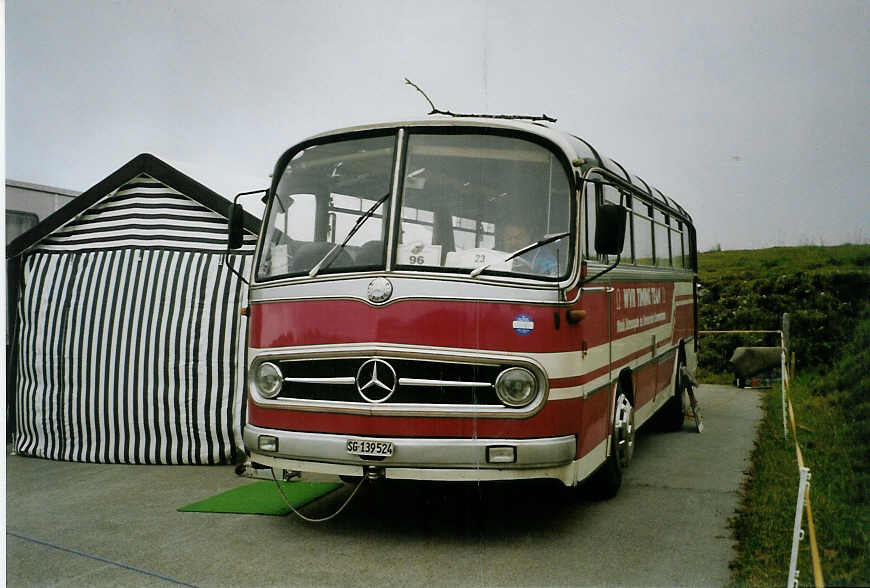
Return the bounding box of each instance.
[7,153,261,259]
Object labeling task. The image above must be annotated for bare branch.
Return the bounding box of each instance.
[404,77,558,123]
[404,78,437,113]
[432,109,558,123]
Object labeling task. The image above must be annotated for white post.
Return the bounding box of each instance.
[787,467,811,588]
[781,351,788,438]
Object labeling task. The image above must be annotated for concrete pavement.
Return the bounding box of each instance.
[5,384,762,587]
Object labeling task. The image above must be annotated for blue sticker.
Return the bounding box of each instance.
[512,314,535,335]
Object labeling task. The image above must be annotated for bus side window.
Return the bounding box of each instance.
[682,222,693,269]
[653,208,670,267]
[672,221,685,269]
[632,198,653,265]
[479,221,495,249]
[600,184,630,263]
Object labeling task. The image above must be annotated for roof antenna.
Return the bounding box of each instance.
[404,78,557,123]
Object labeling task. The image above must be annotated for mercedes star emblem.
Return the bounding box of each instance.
[367,277,393,303]
[356,359,397,403]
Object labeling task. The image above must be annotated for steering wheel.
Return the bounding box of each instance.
[511,256,534,273]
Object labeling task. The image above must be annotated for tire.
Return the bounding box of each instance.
[659,352,688,432]
[587,382,635,499]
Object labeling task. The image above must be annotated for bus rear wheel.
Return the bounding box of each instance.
[587,386,635,499]
[659,355,689,432]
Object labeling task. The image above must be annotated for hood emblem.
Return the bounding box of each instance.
[356,359,397,403]
[367,277,393,303]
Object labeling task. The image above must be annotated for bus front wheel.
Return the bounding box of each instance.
[587,384,635,499]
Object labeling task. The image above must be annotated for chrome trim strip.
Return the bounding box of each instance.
[582,264,695,283]
[399,378,492,388]
[383,464,576,484]
[249,437,604,486]
[248,266,693,307]
[245,425,576,469]
[249,393,526,418]
[630,345,677,374]
[249,342,582,378]
[284,376,355,385]
[254,291,565,308]
[250,273,566,306]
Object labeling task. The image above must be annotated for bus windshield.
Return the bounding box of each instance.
[257,130,573,281]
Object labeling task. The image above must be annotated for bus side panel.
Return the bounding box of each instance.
[672,291,695,344]
[577,387,610,458]
[610,281,674,360]
[656,349,676,398]
[634,361,657,410]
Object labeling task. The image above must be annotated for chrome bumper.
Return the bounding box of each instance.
[244,424,575,473]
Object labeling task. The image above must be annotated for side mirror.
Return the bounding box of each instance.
[595,202,627,256]
[227,202,245,250]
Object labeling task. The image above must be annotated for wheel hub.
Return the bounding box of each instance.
[613,393,635,469]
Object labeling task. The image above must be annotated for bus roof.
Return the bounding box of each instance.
[299,117,692,223]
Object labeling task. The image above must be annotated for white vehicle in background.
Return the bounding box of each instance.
[5,179,79,244]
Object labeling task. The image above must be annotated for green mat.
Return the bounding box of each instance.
[178,480,342,516]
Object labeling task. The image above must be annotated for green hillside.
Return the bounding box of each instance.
[696,244,870,376]
[699,244,870,280]
[696,244,870,585]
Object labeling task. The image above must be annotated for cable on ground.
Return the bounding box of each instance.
[270,468,365,523]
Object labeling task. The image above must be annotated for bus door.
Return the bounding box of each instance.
[580,173,621,456]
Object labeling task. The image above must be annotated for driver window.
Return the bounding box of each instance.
[258,133,395,280]
[397,132,571,278]
[260,193,316,277]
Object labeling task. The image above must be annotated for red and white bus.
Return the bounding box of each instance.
[232,118,698,497]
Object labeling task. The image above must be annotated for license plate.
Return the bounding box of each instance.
[346,438,394,457]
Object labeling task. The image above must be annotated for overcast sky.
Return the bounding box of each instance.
[5,0,869,251]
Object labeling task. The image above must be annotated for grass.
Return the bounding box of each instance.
[728,310,870,586]
[695,366,735,385]
[699,243,870,281]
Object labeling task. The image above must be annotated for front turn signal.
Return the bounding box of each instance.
[566,309,587,324]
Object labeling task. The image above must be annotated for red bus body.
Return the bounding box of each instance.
[243,120,697,492]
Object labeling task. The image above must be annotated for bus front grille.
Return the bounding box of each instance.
[275,357,507,406]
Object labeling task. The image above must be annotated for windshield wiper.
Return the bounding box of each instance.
[469,232,569,278]
[309,191,391,277]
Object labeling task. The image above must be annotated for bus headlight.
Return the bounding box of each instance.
[495,367,538,407]
[254,362,283,398]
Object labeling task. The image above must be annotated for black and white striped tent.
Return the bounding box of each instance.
[6,154,260,464]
